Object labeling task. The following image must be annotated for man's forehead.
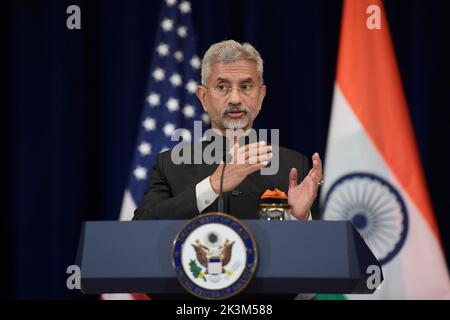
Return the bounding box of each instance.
[210,60,258,81]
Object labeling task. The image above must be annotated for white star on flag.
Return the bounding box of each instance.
[142,117,156,131]
[180,129,192,142]
[182,105,195,118]
[166,0,177,6]
[202,113,210,124]
[179,1,191,14]
[161,18,174,32]
[163,123,176,137]
[133,166,148,180]
[169,73,183,87]
[190,55,201,69]
[177,26,188,38]
[146,93,160,107]
[152,67,165,81]
[156,43,170,57]
[185,80,197,94]
[137,142,152,156]
[174,51,184,62]
[166,98,179,111]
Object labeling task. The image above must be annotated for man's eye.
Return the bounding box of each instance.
[217,84,228,91]
[241,84,252,91]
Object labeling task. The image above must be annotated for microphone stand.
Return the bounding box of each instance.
[217,153,228,213]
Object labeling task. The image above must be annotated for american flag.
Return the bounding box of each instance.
[101,0,206,300]
[119,0,208,221]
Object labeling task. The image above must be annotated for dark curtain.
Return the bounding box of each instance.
[5,0,450,299]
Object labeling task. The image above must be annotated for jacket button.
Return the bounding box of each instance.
[231,189,241,196]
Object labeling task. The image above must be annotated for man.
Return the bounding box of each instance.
[133,40,323,221]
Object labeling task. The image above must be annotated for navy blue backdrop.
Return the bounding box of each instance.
[5,0,450,299]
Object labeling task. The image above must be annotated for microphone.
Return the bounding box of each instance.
[217,151,231,213]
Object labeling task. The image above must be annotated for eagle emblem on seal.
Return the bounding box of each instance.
[189,231,241,283]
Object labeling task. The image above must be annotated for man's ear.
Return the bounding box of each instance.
[196,86,208,112]
[259,84,267,107]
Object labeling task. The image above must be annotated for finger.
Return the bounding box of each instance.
[247,152,273,165]
[228,143,240,162]
[289,168,298,189]
[245,145,272,160]
[236,141,267,163]
[245,161,269,175]
[310,152,323,182]
[307,167,320,184]
[312,153,322,172]
[238,141,266,154]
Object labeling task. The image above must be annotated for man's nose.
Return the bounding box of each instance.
[227,87,242,105]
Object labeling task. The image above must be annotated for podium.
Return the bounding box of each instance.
[77,220,382,295]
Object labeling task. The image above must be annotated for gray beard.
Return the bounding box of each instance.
[221,118,249,129]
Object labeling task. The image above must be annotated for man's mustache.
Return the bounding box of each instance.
[222,105,250,116]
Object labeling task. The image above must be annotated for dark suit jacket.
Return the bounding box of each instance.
[133,139,314,299]
[133,139,311,220]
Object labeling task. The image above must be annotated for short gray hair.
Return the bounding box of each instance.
[201,40,264,85]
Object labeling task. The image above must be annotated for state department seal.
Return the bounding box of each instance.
[172,212,258,300]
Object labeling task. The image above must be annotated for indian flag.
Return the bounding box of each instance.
[320,0,450,299]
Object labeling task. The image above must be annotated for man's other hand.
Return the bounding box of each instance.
[210,141,272,194]
[288,153,323,220]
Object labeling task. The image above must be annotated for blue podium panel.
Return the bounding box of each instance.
[77,220,382,294]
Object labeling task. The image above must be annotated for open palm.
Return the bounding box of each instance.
[288,153,323,220]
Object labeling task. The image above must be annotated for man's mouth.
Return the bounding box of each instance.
[226,111,246,118]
